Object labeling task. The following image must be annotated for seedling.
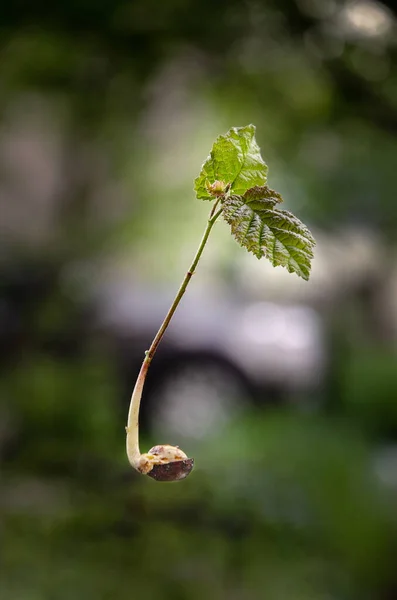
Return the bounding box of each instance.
[126,125,315,482]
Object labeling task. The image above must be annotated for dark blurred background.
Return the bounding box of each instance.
[1,1,397,598]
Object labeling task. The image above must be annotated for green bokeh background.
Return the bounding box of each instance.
[1,1,397,598]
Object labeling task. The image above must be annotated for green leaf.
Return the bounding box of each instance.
[194,125,268,200]
[222,185,315,280]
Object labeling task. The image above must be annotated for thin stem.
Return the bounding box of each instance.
[126,202,223,468]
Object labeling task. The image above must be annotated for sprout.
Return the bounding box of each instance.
[125,125,314,481]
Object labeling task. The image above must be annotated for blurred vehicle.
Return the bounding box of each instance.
[97,279,326,442]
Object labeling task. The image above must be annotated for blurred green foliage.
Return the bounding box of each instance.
[1,0,397,598]
[2,412,397,600]
[342,345,397,438]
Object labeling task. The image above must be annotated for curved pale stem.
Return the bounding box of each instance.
[126,358,150,467]
[126,202,223,469]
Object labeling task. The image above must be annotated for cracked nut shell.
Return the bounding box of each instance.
[147,457,194,481]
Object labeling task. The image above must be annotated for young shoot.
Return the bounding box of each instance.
[126,124,315,482]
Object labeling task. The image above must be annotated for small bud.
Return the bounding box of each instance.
[206,180,227,196]
[138,444,194,482]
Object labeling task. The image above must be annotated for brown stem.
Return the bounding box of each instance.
[126,202,223,468]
